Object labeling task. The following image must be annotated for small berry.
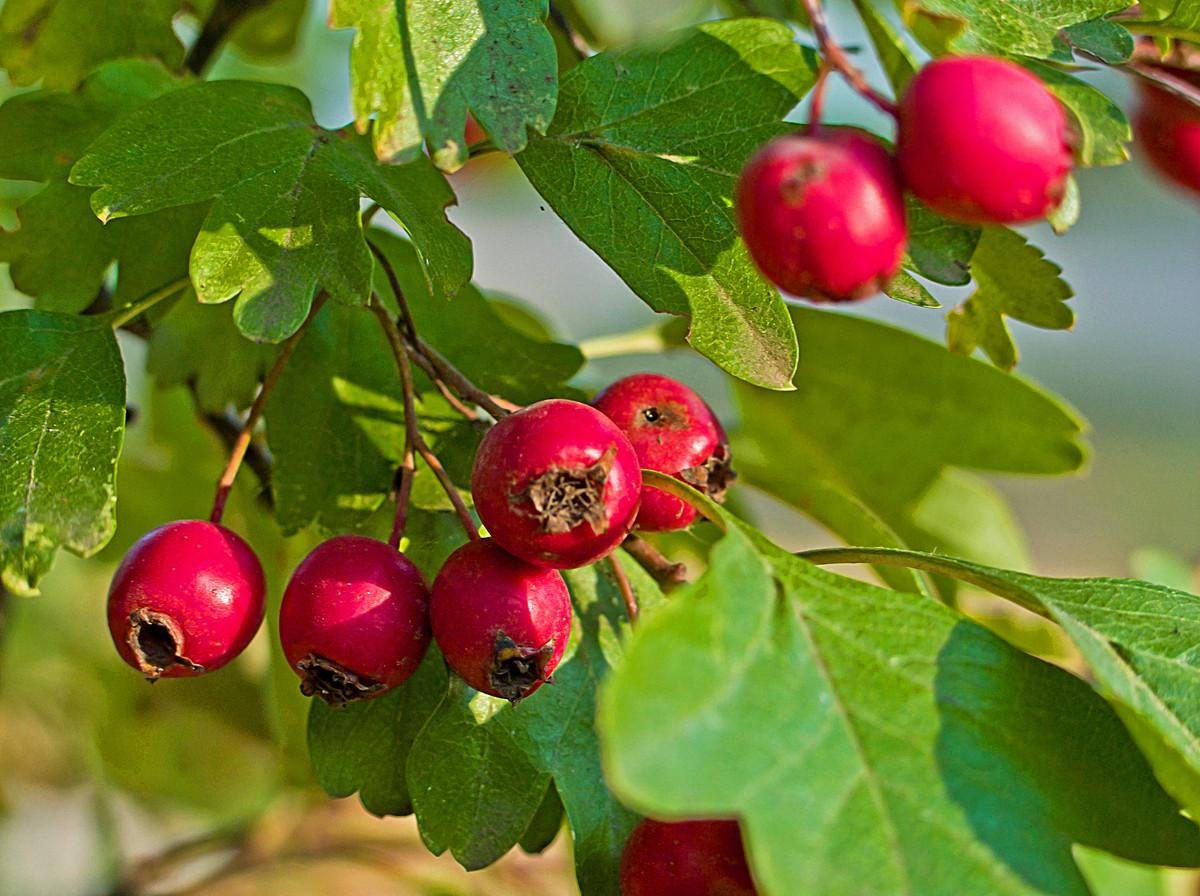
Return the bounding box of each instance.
[107,520,265,679]
[430,539,572,702]
[593,373,734,531]
[619,818,757,896]
[737,128,907,301]
[471,399,642,568]
[897,56,1074,224]
[464,113,487,147]
[279,535,431,706]
[1135,73,1200,197]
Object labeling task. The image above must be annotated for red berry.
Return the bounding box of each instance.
[897,56,1074,224]
[471,399,642,568]
[464,113,487,146]
[619,819,757,896]
[1135,74,1200,197]
[430,538,572,702]
[279,535,431,705]
[593,373,734,532]
[737,128,907,302]
[107,520,265,680]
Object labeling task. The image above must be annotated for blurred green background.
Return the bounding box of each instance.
[0,1,1196,894]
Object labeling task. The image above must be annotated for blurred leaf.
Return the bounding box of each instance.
[308,647,449,817]
[0,0,183,88]
[1062,17,1134,63]
[71,80,472,342]
[1130,547,1196,592]
[911,469,1031,572]
[0,61,201,313]
[230,0,308,57]
[147,296,280,413]
[1124,1,1200,42]
[601,516,1200,896]
[904,197,981,286]
[408,555,662,894]
[367,229,584,404]
[799,546,1200,827]
[733,307,1085,575]
[1025,60,1131,167]
[947,228,1074,371]
[899,0,1128,59]
[517,19,819,390]
[0,311,125,595]
[331,0,557,171]
[1048,174,1082,235]
[852,0,918,94]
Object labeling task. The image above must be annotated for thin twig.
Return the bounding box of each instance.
[801,0,898,118]
[609,555,639,623]
[417,337,521,418]
[807,63,834,132]
[623,535,689,590]
[548,3,594,59]
[109,278,189,330]
[366,239,420,342]
[184,0,271,75]
[371,301,479,540]
[209,297,324,524]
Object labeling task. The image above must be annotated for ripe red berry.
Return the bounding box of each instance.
[471,399,642,568]
[1135,74,1200,197]
[464,113,487,146]
[107,520,265,680]
[593,373,734,532]
[430,538,572,702]
[897,56,1074,224]
[619,819,757,896]
[279,535,431,705]
[736,128,907,302]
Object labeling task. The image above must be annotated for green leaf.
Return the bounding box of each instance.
[520,784,565,854]
[1047,174,1082,235]
[884,269,941,308]
[265,302,404,534]
[229,0,309,58]
[146,295,280,413]
[796,545,1200,828]
[408,555,662,894]
[1062,18,1135,63]
[904,197,981,286]
[516,19,820,390]
[367,229,584,404]
[947,228,1074,371]
[0,311,126,595]
[70,80,471,342]
[0,0,183,88]
[1124,1,1200,42]
[307,647,449,817]
[852,0,918,94]
[1025,60,1131,167]
[600,519,1200,896]
[332,0,558,171]
[900,0,1129,59]
[733,307,1085,575]
[0,61,201,314]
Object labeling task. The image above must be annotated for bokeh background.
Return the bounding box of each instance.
[0,1,1196,893]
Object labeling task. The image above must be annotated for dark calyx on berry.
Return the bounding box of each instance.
[490,631,557,703]
[518,446,616,535]
[127,608,203,680]
[296,653,387,707]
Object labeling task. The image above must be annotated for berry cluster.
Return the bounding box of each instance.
[106,374,731,704]
[737,55,1076,301]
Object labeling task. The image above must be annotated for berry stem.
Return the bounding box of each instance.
[609,554,639,624]
[623,535,689,589]
[801,0,898,118]
[209,296,325,524]
[640,470,728,533]
[370,299,480,541]
[415,337,521,418]
[108,277,190,329]
[807,63,834,132]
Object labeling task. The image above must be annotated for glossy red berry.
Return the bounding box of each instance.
[430,538,572,702]
[619,819,757,896]
[107,520,265,680]
[897,56,1074,224]
[737,128,907,302]
[471,399,642,568]
[1135,74,1200,197]
[279,535,431,705]
[593,373,734,532]
[464,113,487,146]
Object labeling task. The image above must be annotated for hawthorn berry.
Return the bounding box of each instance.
[619,818,757,896]
[279,535,431,706]
[736,128,907,301]
[896,56,1074,224]
[593,373,734,531]
[1135,74,1200,197]
[107,520,265,680]
[471,399,642,568]
[430,538,572,702]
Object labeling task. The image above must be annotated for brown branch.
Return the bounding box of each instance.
[548,3,594,59]
[371,301,479,540]
[416,337,521,418]
[623,535,689,590]
[609,554,639,623]
[209,297,323,524]
[184,0,271,75]
[801,0,898,118]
